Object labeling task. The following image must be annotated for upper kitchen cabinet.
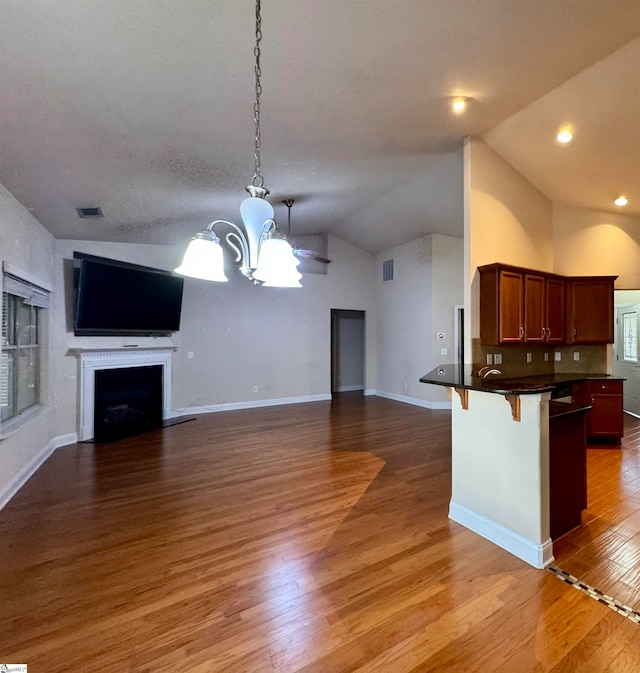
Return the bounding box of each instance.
[479,263,565,345]
[566,276,616,344]
[479,265,524,344]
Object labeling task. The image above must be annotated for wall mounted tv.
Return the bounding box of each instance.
[73,252,184,335]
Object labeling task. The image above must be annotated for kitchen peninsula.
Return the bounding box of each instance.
[420,365,620,568]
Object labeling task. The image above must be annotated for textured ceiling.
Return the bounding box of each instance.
[2,1,640,253]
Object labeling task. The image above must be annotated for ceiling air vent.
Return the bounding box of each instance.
[76,207,104,218]
[382,259,394,282]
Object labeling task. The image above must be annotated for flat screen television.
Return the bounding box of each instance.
[73,252,184,335]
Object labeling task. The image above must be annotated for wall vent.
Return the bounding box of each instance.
[76,207,104,218]
[382,259,394,282]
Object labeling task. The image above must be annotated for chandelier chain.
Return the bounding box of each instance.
[252,0,264,188]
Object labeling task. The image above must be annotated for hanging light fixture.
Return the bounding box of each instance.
[175,0,301,288]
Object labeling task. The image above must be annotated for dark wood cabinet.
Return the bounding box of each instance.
[566,277,616,344]
[549,405,588,539]
[479,264,565,345]
[524,273,545,343]
[479,266,523,344]
[572,379,624,442]
[479,264,614,346]
[545,277,565,345]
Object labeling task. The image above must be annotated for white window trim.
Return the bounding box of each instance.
[1,263,51,437]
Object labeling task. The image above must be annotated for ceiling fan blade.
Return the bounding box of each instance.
[293,248,331,264]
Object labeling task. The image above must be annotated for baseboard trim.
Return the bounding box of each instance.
[367,389,452,410]
[449,500,554,569]
[172,393,333,417]
[0,432,78,511]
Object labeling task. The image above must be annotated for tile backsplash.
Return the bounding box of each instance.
[472,339,610,378]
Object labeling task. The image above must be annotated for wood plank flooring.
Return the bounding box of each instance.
[2,393,640,672]
[553,413,640,614]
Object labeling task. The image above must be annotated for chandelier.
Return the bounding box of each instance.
[175,0,302,288]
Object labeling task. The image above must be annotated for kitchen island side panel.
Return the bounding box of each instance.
[449,388,553,567]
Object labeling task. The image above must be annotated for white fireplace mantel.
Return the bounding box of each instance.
[74,348,174,441]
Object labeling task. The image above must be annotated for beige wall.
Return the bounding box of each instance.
[52,235,377,437]
[553,202,640,287]
[375,234,463,406]
[464,138,553,356]
[0,183,57,506]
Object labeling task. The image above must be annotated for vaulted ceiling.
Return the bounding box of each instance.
[2,1,640,253]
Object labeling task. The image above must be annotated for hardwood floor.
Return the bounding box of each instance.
[553,413,640,614]
[2,393,640,672]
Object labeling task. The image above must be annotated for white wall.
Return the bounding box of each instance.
[553,202,640,286]
[53,234,376,436]
[464,137,553,357]
[374,234,463,406]
[0,183,58,507]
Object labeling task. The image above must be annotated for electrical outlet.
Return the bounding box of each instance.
[403,381,408,391]
[440,347,448,356]
[554,352,561,362]
[573,352,580,361]
[544,352,549,361]
[252,385,259,393]
[526,353,532,363]
[486,354,493,365]
[187,351,194,359]
[494,354,503,365]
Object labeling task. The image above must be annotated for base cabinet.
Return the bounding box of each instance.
[550,407,588,539]
[573,380,624,442]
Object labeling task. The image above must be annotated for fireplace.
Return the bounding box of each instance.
[94,365,163,442]
[76,348,174,442]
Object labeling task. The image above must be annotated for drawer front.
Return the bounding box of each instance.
[589,380,623,394]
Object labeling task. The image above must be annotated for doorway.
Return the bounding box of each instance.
[614,291,640,417]
[331,309,365,394]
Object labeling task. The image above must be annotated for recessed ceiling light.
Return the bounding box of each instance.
[614,196,628,207]
[451,97,468,114]
[556,128,573,144]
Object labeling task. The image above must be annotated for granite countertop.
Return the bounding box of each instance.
[548,400,592,418]
[419,364,621,396]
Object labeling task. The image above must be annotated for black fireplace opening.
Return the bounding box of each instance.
[94,365,163,442]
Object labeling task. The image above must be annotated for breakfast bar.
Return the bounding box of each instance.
[419,365,610,568]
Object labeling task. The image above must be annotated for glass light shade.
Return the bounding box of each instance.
[174,235,228,282]
[253,236,302,288]
[240,196,275,271]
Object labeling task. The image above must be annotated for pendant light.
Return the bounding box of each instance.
[175,0,301,288]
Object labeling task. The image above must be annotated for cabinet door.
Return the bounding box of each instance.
[524,274,545,343]
[567,278,615,344]
[587,380,624,439]
[498,270,524,343]
[545,278,565,344]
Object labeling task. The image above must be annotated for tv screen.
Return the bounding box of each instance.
[73,253,184,335]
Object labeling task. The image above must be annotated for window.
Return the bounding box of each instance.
[1,271,50,425]
[622,311,638,362]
